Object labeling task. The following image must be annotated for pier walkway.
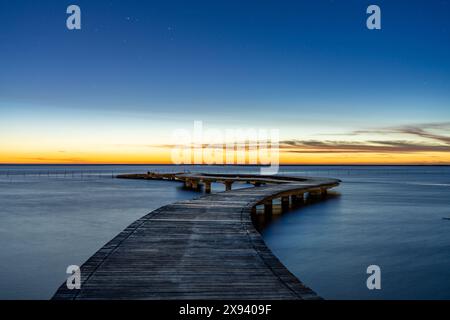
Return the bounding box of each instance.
[53,173,340,300]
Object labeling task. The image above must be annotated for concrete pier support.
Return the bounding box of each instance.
[281,196,290,210]
[191,180,199,190]
[264,200,273,214]
[184,179,192,189]
[308,189,322,200]
[291,193,304,204]
[225,181,233,191]
[204,181,211,194]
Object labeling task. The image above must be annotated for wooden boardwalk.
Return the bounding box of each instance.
[53,173,340,300]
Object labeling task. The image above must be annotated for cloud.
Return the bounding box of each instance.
[352,122,450,144]
[280,139,450,154]
[395,126,450,144]
[290,122,450,153]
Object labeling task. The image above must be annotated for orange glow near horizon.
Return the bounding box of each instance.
[2,108,450,166]
[1,148,449,165]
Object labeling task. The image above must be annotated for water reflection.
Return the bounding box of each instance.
[252,192,341,232]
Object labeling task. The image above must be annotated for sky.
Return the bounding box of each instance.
[0,0,450,164]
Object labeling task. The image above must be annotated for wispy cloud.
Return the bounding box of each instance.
[288,122,450,154]
[280,140,450,153]
[394,126,450,144]
[353,122,450,143]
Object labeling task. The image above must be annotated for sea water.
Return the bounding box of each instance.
[0,165,449,299]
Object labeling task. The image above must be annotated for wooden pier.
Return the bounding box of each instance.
[53,172,340,300]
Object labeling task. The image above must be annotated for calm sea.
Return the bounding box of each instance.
[0,165,449,299]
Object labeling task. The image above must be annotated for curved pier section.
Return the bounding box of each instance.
[53,173,340,300]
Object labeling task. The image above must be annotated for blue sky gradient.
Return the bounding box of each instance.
[1,0,450,163]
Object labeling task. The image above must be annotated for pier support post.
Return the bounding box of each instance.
[191,180,199,190]
[308,189,321,200]
[204,181,211,194]
[225,181,233,191]
[291,193,304,205]
[185,179,192,189]
[264,200,273,214]
[281,196,290,211]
